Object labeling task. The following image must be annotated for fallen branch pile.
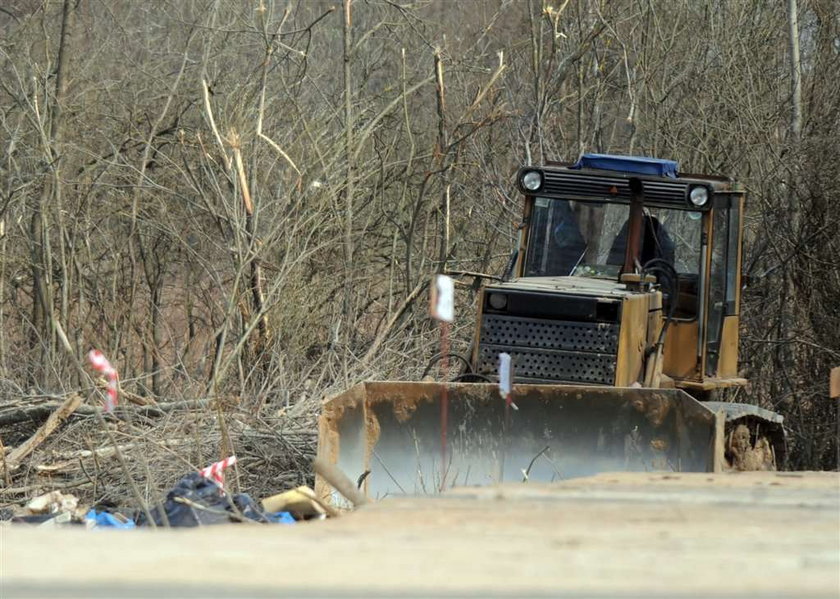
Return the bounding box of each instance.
[0,392,318,513]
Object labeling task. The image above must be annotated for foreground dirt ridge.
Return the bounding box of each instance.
[2,472,839,599]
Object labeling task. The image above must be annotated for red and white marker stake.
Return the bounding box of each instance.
[200,456,237,487]
[498,352,518,484]
[87,349,119,412]
[498,352,518,411]
[430,274,455,491]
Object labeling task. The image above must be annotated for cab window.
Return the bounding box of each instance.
[523,197,703,318]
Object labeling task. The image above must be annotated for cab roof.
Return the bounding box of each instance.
[572,154,679,179]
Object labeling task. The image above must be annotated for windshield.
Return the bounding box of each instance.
[524,198,702,278]
[523,198,703,318]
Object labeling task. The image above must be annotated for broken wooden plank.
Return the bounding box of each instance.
[5,394,83,471]
[261,486,327,518]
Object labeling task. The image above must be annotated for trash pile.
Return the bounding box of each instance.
[0,346,320,523]
[5,456,332,530]
[0,349,355,528]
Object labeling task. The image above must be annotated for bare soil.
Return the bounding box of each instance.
[2,471,838,598]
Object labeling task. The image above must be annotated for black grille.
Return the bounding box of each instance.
[482,315,619,353]
[478,344,616,385]
[542,171,688,206]
[477,313,619,385]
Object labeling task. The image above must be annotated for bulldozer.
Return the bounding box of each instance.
[317,154,786,503]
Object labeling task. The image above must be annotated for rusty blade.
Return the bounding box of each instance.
[316,382,718,504]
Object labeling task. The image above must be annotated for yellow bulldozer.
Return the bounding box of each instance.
[317,154,785,502]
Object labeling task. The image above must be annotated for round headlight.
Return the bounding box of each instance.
[488,293,508,310]
[689,186,709,207]
[521,170,543,191]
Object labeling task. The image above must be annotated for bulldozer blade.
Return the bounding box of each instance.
[317,382,718,504]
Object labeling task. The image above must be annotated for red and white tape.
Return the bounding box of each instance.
[200,456,237,486]
[88,349,118,412]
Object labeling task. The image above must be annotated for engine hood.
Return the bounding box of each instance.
[486,276,638,300]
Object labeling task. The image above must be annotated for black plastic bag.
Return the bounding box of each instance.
[136,472,270,527]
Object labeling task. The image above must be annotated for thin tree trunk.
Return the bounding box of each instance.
[779,0,804,427]
[151,276,163,396]
[434,49,449,272]
[30,0,74,383]
[342,0,354,343]
[232,140,269,358]
[528,0,544,162]
[787,0,802,143]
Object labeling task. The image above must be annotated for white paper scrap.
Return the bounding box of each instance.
[431,274,455,322]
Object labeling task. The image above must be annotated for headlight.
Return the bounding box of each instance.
[688,186,710,207]
[487,293,508,310]
[521,170,543,191]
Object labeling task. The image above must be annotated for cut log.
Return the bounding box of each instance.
[5,394,83,472]
[0,398,212,428]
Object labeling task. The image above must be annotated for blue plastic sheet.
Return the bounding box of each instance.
[266,511,296,524]
[85,509,136,529]
[572,154,678,178]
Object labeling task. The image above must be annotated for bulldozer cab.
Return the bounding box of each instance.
[475,154,746,391]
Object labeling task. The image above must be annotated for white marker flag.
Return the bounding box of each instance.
[498,352,512,398]
[431,274,455,322]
